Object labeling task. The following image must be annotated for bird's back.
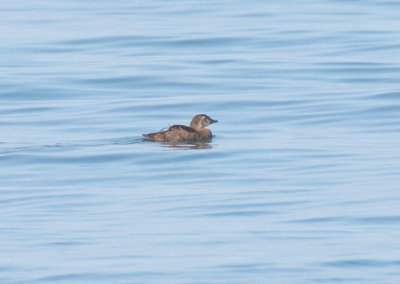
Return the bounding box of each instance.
[143,125,202,142]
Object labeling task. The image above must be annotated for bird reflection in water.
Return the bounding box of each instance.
[161,141,213,150]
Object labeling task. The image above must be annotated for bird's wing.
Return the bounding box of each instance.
[168,125,196,132]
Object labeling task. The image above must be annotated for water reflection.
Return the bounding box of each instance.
[161,141,213,150]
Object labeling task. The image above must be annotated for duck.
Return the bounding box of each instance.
[143,114,218,142]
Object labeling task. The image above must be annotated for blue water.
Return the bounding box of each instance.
[1,0,400,283]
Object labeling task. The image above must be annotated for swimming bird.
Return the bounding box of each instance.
[143,114,218,142]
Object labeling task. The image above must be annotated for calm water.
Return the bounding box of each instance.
[1,0,400,283]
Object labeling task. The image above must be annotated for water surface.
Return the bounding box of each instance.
[1,0,400,283]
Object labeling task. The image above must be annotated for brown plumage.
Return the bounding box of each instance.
[143,114,218,142]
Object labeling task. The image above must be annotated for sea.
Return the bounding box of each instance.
[1,0,400,283]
